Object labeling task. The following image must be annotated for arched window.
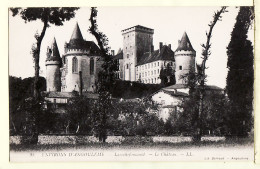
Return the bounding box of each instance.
[90,58,94,75]
[72,57,78,73]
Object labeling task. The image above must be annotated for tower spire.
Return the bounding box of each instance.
[46,37,61,61]
[175,32,195,52]
[70,22,84,41]
[52,37,60,58]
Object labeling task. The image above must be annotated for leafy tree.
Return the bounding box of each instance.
[10,8,79,143]
[226,7,254,137]
[66,97,92,134]
[159,63,176,86]
[181,7,228,141]
[177,92,229,136]
[9,76,46,135]
[89,7,118,142]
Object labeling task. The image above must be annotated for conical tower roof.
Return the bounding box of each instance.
[67,22,85,49]
[70,22,84,41]
[52,37,60,58]
[46,37,61,62]
[175,32,195,52]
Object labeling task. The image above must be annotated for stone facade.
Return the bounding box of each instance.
[122,25,154,81]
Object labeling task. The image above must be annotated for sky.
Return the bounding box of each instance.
[9,7,254,88]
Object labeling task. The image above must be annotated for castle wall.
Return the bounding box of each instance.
[46,60,61,92]
[61,54,101,92]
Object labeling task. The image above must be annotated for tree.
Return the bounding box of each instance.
[182,7,228,141]
[89,7,118,142]
[226,7,254,137]
[66,97,92,134]
[159,63,176,86]
[10,8,79,100]
[10,8,79,144]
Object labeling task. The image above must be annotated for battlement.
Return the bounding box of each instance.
[122,25,154,35]
[175,50,196,56]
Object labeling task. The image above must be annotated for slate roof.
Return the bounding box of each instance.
[122,25,154,32]
[137,45,175,66]
[66,23,101,55]
[113,50,123,60]
[175,32,195,52]
[46,37,62,62]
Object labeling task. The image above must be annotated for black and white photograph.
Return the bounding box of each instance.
[8,6,255,162]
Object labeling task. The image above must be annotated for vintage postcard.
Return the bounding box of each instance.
[8,6,255,162]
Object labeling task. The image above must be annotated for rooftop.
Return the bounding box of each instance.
[46,37,61,62]
[137,45,175,66]
[65,23,101,55]
[122,25,154,34]
[175,32,195,52]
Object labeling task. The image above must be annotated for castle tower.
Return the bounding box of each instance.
[174,32,196,84]
[46,37,62,92]
[121,25,154,81]
[61,23,102,93]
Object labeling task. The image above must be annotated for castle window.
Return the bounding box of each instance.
[155,78,156,83]
[151,79,153,83]
[154,63,156,67]
[90,58,94,75]
[158,62,159,66]
[179,65,182,70]
[154,70,156,74]
[126,64,129,69]
[72,57,78,73]
[127,54,129,58]
[158,69,160,74]
[151,71,153,75]
[65,58,68,74]
[145,72,147,77]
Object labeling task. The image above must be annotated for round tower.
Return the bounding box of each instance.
[174,32,196,85]
[45,37,62,92]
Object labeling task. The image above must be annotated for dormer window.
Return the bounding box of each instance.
[179,65,182,70]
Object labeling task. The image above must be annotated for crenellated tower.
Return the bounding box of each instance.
[121,25,154,81]
[174,32,196,84]
[45,37,62,92]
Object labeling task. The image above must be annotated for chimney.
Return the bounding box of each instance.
[168,44,171,49]
[159,42,163,52]
[111,50,115,56]
[79,71,83,96]
[151,45,154,52]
